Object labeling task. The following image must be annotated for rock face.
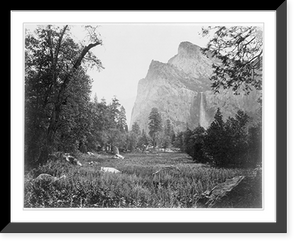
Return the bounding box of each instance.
[130,41,261,133]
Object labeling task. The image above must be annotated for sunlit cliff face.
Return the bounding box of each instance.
[130,41,261,133]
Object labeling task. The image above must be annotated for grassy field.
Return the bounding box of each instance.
[24,152,261,208]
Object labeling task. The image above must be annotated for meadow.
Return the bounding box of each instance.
[24,152,261,208]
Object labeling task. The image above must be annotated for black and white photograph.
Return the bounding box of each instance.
[24,24,263,209]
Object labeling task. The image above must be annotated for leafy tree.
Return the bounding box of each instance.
[25,25,103,167]
[56,68,93,153]
[201,26,263,95]
[148,108,163,147]
[88,97,110,150]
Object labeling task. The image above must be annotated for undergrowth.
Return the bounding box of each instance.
[24,152,259,208]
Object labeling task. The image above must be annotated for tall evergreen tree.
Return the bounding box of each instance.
[117,106,128,133]
[148,108,162,147]
[204,108,230,167]
[132,122,141,136]
[224,110,249,166]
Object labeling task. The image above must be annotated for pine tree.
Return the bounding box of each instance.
[148,108,162,147]
[247,124,262,167]
[189,126,208,163]
[137,129,150,151]
[204,108,230,167]
[132,122,141,136]
[225,110,249,166]
[117,106,128,133]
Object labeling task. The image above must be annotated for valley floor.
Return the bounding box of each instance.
[24,152,262,208]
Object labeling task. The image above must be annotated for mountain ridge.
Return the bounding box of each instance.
[130,41,261,133]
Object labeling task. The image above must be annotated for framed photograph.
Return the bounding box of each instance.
[5,2,286,233]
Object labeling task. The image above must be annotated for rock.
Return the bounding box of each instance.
[63,153,82,166]
[100,167,121,174]
[130,41,261,132]
[87,152,94,156]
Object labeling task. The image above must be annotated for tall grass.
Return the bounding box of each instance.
[24,152,253,208]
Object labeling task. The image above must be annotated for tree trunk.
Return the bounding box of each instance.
[35,39,101,166]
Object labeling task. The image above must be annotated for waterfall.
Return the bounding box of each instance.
[199,92,209,129]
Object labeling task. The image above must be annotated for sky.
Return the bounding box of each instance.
[26,24,211,125]
[81,24,211,125]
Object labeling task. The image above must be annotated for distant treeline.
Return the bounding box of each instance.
[174,108,262,168]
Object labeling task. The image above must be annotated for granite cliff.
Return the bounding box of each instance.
[130,41,261,132]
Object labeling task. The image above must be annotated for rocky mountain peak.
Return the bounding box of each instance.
[168,41,213,80]
[177,41,203,57]
[130,41,261,133]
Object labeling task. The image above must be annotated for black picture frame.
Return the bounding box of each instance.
[4,1,287,233]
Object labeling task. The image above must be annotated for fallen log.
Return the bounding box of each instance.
[200,176,245,208]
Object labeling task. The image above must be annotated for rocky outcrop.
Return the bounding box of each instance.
[130,41,261,133]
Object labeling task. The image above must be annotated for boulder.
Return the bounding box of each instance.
[100,167,121,174]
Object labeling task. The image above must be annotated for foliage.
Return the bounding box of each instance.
[185,126,208,164]
[25,25,103,167]
[88,96,129,152]
[131,122,141,136]
[137,129,151,150]
[201,26,263,95]
[176,109,262,168]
